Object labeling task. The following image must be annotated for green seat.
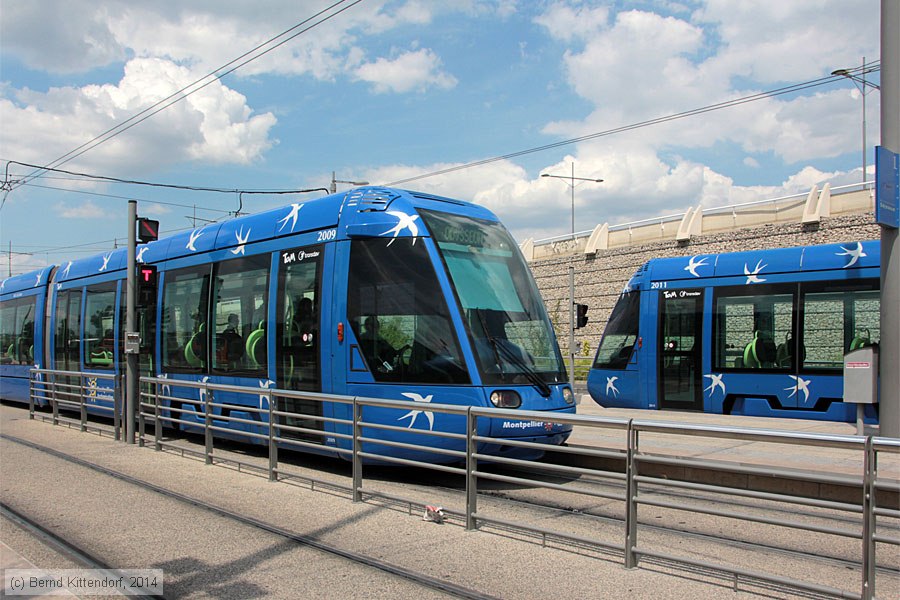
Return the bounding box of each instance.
[849,329,871,351]
[185,324,206,368]
[246,323,266,368]
[743,332,761,368]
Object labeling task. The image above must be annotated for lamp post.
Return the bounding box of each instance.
[832,58,881,186]
[541,164,603,394]
[541,163,604,239]
[330,171,369,194]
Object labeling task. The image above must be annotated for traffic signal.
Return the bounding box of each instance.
[137,218,160,243]
[575,303,589,328]
[137,264,158,306]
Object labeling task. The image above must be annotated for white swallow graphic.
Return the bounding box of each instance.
[744,260,767,284]
[704,373,726,397]
[836,242,866,268]
[61,261,73,278]
[198,376,210,406]
[136,246,149,263]
[258,379,275,410]
[784,375,812,403]
[231,227,250,255]
[684,256,709,277]
[34,272,42,286]
[605,376,619,398]
[99,253,112,272]
[158,373,171,398]
[187,229,203,252]
[382,211,420,246]
[397,392,435,430]
[0,279,5,292]
[277,203,303,232]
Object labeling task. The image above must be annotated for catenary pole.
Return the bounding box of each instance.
[879,0,899,438]
[126,200,137,443]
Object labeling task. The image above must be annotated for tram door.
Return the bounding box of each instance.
[275,245,324,440]
[658,290,703,410]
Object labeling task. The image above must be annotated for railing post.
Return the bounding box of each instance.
[153,381,162,452]
[28,370,35,420]
[79,374,87,432]
[861,436,876,600]
[352,398,362,502]
[625,419,638,569]
[465,408,478,531]
[115,374,122,442]
[51,373,59,426]
[267,392,277,482]
[204,386,214,465]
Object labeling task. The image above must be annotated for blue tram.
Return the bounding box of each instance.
[587,240,881,423]
[1,187,575,460]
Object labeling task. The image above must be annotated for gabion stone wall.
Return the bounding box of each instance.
[529,213,882,360]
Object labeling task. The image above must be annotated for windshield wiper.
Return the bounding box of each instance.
[491,338,552,397]
[475,311,552,397]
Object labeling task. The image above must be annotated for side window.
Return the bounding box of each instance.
[347,238,468,384]
[593,292,640,369]
[714,285,794,370]
[161,266,210,372]
[277,247,322,391]
[210,255,269,375]
[0,297,36,366]
[84,283,116,369]
[54,290,82,372]
[118,283,157,375]
[801,280,879,370]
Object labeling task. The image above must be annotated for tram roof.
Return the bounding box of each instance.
[1,187,497,290]
[643,239,881,283]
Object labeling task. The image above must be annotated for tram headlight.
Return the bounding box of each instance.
[489,390,521,408]
[563,387,575,405]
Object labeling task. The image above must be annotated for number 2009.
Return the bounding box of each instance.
[317,229,336,242]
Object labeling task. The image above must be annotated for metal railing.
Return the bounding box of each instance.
[27,369,900,599]
[29,368,123,439]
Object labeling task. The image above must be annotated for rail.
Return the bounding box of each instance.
[26,368,900,599]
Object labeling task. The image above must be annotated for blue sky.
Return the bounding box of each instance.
[0,0,882,275]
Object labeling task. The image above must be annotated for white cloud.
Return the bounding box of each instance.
[352,48,457,93]
[0,58,277,173]
[57,200,110,219]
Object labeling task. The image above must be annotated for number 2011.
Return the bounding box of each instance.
[650,281,667,289]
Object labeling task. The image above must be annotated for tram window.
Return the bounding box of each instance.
[801,281,879,370]
[714,286,793,370]
[348,238,469,384]
[54,290,82,372]
[593,291,640,369]
[161,266,210,372]
[0,297,36,366]
[277,248,321,392]
[210,256,269,375]
[84,283,116,369]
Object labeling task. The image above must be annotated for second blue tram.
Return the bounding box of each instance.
[1,187,576,461]
[587,240,880,423]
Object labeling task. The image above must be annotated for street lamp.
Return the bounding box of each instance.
[832,58,881,186]
[541,163,604,239]
[330,171,369,194]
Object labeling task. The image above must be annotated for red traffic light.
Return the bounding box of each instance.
[138,218,159,243]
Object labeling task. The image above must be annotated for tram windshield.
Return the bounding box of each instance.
[593,291,640,369]
[421,210,567,390]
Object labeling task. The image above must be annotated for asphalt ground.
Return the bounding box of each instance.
[2,402,898,599]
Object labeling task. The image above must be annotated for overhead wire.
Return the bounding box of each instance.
[7,0,366,193]
[385,62,881,186]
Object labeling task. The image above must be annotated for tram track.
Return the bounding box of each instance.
[2,502,165,600]
[1,433,499,600]
[5,403,898,598]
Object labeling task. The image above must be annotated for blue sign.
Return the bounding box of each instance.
[875,145,899,228]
